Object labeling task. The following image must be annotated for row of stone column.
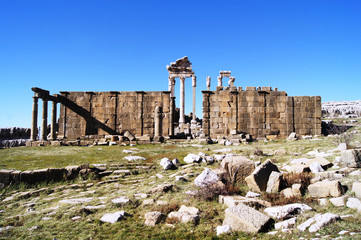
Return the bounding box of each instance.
[30,96,57,141]
[168,75,197,125]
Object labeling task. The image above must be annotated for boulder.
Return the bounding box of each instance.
[341,149,361,168]
[297,213,340,232]
[275,217,297,230]
[124,131,136,141]
[32,169,49,183]
[220,195,271,209]
[65,166,80,180]
[144,211,164,226]
[264,204,312,220]
[100,211,126,223]
[245,159,280,192]
[337,143,348,151]
[266,171,285,193]
[309,162,324,173]
[216,225,232,236]
[183,153,202,164]
[168,205,200,224]
[160,158,175,170]
[308,180,343,198]
[346,197,361,211]
[194,168,219,187]
[111,197,130,205]
[352,182,361,198]
[172,159,180,167]
[292,184,303,197]
[221,156,255,184]
[329,196,346,207]
[0,170,13,185]
[124,156,146,161]
[148,184,177,194]
[223,203,273,233]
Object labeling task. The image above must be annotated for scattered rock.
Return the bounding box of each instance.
[346,197,361,211]
[142,199,155,205]
[59,198,93,204]
[352,182,361,198]
[220,195,271,209]
[194,168,219,187]
[309,162,324,173]
[216,225,232,236]
[264,203,312,220]
[223,203,273,233]
[245,159,280,192]
[274,149,286,156]
[160,158,176,170]
[308,180,344,198]
[341,149,361,168]
[245,191,261,198]
[183,153,202,164]
[100,211,126,224]
[124,156,146,161]
[337,143,348,151]
[148,184,177,194]
[168,205,200,224]
[221,156,255,184]
[266,171,285,193]
[144,211,164,226]
[111,197,130,205]
[275,217,297,230]
[297,213,340,232]
[330,196,346,207]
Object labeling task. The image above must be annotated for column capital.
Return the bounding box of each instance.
[217,76,223,86]
[179,76,186,82]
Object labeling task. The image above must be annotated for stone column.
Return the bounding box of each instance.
[169,97,175,136]
[50,101,57,140]
[191,76,197,124]
[179,77,185,124]
[41,99,48,140]
[171,77,175,97]
[30,96,38,141]
[206,76,211,91]
[217,76,222,86]
[154,106,162,137]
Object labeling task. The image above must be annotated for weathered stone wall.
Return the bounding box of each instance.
[202,87,321,139]
[58,91,172,140]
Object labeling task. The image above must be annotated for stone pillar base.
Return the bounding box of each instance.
[190,120,197,129]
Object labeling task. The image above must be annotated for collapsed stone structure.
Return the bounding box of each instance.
[29,57,321,143]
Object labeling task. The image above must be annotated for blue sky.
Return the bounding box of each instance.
[0,0,360,128]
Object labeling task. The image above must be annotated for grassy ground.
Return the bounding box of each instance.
[0,120,361,239]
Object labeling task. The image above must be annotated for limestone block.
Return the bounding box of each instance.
[264,203,312,220]
[0,170,13,184]
[144,211,164,226]
[221,156,255,184]
[20,170,34,184]
[32,169,49,182]
[223,203,273,233]
[266,171,285,193]
[341,149,361,168]
[48,168,67,182]
[308,180,343,198]
[245,159,280,192]
[352,182,361,198]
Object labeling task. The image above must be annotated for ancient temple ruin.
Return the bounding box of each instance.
[29,56,321,144]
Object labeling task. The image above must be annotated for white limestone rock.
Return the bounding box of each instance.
[160,157,175,170]
[264,203,312,220]
[352,182,361,198]
[216,225,232,236]
[183,153,202,163]
[124,156,146,161]
[111,197,130,205]
[329,196,346,207]
[194,168,219,187]
[346,197,361,211]
[309,162,324,173]
[297,213,340,232]
[275,217,297,230]
[223,203,273,233]
[144,211,163,226]
[100,211,126,223]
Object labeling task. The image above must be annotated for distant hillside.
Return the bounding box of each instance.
[322,100,361,118]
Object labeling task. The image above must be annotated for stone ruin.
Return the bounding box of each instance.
[28,56,321,145]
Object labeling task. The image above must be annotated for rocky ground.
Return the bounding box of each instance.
[0,121,361,239]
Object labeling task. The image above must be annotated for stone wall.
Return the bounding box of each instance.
[58,91,173,140]
[202,87,321,139]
